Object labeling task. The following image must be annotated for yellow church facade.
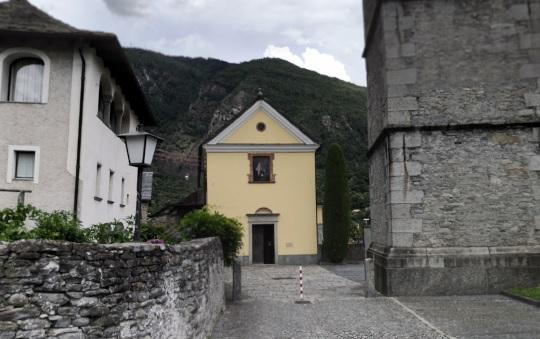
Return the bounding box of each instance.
[204,99,319,264]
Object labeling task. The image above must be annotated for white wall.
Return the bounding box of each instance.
[0,40,77,213]
[72,47,140,226]
[0,39,144,227]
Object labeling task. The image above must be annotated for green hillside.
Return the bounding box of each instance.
[124,48,369,216]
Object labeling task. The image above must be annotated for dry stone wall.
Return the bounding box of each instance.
[0,238,224,339]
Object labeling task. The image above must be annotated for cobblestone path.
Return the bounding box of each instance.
[212,264,445,339]
[212,264,540,339]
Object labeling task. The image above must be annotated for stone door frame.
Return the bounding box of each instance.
[247,213,279,264]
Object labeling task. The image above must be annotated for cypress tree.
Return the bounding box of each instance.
[322,143,351,263]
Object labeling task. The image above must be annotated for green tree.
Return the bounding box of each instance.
[323,143,351,263]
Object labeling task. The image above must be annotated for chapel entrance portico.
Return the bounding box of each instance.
[248,208,278,265]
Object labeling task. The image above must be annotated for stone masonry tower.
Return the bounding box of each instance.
[363,0,540,295]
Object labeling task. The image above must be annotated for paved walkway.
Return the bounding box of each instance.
[212,264,540,339]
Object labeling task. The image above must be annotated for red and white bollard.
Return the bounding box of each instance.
[295,265,311,304]
[299,266,304,299]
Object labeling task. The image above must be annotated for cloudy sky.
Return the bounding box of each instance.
[29,0,366,85]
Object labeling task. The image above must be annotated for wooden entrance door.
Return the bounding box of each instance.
[252,224,275,264]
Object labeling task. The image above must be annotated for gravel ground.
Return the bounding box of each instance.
[213,265,540,339]
[213,265,446,339]
[397,295,540,339]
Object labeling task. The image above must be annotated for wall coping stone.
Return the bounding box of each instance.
[2,237,220,254]
[370,243,540,260]
[367,122,540,157]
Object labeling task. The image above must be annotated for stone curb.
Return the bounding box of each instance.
[501,291,540,308]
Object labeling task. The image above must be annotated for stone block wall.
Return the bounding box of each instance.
[368,141,391,247]
[408,128,540,248]
[0,238,224,339]
[380,127,540,249]
[365,8,389,147]
[364,0,540,295]
[365,0,540,145]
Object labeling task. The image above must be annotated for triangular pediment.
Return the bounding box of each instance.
[207,100,316,146]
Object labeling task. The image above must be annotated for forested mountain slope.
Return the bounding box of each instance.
[125,48,368,215]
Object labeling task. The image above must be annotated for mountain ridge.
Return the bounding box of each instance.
[124,48,369,216]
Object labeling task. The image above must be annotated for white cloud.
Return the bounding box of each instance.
[280,29,318,46]
[29,0,366,84]
[263,46,303,66]
[264,45,351,82]
[102,0,149,16]
[103,0,208,17]
[181,0,208,8]
[148,34,215,58]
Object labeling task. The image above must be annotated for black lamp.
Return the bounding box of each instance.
[119,131,163,241]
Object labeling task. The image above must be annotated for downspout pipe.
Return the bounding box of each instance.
[197,144,203,190]
[73,47,86,218]
[197,143,207,204]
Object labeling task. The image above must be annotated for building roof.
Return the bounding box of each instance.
[201,94,319,147]
[0,0,155,125]
[204,98,319,152]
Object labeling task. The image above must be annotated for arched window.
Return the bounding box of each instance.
[121,111,131,133]
[110,104,119,133]
[0,48,50,103]
[8,57,44,103]
[97,83,105,120]
[97,75,112,122]
[110,98,123,134]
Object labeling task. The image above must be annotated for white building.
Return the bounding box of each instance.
[0,0,156,226]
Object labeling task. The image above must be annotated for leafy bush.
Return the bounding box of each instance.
[0,205,135,244]
[0,205,38,241]
[0,206,86,242]
[179,208,243,265]
[29,210,89,243]
[140,222,180,244]
[350,209,368,244]
[87,219,133,244]
[322,143,351,263]
[140,222,163,241]
[349,223,364,244]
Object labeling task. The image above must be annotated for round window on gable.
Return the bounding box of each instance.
[256,122,266,132]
